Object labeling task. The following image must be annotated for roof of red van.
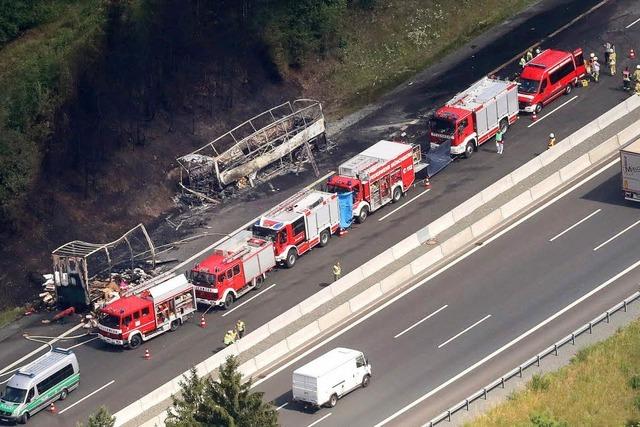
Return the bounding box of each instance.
[520,49,571,80]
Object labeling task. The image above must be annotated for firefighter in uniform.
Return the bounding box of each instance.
[623,67,632,91]
[223,329,237,346]
[633,65,640,94]
[236,320,246,339]
[525,49,533,62]
[333,261,342,282]
[547,133,556,150]
[519,56,526,68]
[608,49,616,76]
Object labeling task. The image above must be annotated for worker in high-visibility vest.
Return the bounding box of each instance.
[333,261,342,282]
[519,56,526,68]
[223,330,237,346]
[236,320,246,339]
[525,49,533,62]
[547,133,556,150]
[633,65,640,94]
[608,50,617,76]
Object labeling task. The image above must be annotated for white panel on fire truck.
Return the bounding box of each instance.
[507,89,518,114]
[476,107,488,136]
[294,191,326,211]
[496,92,507,117]
[257,247,276,273]
[314,202,330,232]
[485,101,498,129]
[448,77,512,111]
[360,140,409,161]
[149,274,191,302]
[217,229,253,253]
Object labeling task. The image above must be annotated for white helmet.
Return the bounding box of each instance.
[228,330,233,334]
[594,56,598,61]
[637,65,640,70]
[589,52,595,58]
[549,133,555,138]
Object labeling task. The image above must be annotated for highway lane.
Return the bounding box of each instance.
[2,0,638,424]
[255,157,640,427]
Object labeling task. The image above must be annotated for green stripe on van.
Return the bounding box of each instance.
[23,373,80,414]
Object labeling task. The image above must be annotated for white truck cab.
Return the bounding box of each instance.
[292,347,371,408]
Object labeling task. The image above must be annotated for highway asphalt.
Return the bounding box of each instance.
[255,156,640,427]
[0,0,638,425]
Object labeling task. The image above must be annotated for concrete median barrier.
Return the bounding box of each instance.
[115,97,640,427]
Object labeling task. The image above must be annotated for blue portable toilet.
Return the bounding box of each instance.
[337,192,353,230]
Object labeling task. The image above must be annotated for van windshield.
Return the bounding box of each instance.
[99,313,121,329]
[518,78,540,94]
[3,386,27,403]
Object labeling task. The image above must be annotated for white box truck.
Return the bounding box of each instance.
[292,347,371,408]
[621,138,640,202]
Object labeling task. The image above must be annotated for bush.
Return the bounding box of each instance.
[630,375,640,390]
[530,410,567,427]
[528,373,551,392]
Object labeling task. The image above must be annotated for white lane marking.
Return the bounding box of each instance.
[275,401,289,411]
[306,413,332,427]
[394,305,448,339]
[593,218,640,251]
[252,159,619,389]
[158,171,335,281]
[0,323,84,376]
[527,95,578,128]
[58,380,115,414]
[377,256,640,427]
[221,284,277,317]
[549,208,602,242]
[378,189,431,222]
[626,17,640,29]
[64,336,100,350]
[437,315,491,349]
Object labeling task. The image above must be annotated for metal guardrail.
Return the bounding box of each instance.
[425,290,640,426]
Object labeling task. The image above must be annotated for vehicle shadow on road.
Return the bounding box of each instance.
[580,172,630,208]
[272,391,324,414]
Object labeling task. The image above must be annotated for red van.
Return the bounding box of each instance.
[518,48,586,114]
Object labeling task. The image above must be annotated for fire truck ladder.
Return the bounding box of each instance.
[222,246,251,264]
[267,188,315,216]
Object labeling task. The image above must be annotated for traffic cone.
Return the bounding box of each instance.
[423,177,432,189]
[49,402,57,414]
[630,49,636,59]
[338,228,348,237]
[531,111,538,122]
[144,348,150,360]
[200,315,206,328]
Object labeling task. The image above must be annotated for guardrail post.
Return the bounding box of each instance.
[554,344,558,356]
[447,410,451,421]
[519,366,523,377]
[465,399,469,411]
[606,311,610,323]
[536,355,540,366]
[571,333,575,345]
[483,388,487,399]
[624,300,627,312]
[589,322,593,334]
[501,377,505,388]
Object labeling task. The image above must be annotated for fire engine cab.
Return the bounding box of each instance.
[189,230,276,308]
[97,274,195,348]
[326,140,419,223]
[252,189,340,268]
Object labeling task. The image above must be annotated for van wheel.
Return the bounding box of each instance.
[534,103,542,114]
[392,187,402,203]
[319,229,330,247]
[328,394,338,408]
[18,413,28,424]
[499,118,509,134]
[170,320,180,332]
[223,293,234,310]
[463,141,474,159]
[565,84,572,95]
[129,334,142,349]
[356,206,369,223]
[60,388,69,400]
[285,249,297,268]
[362,374,371,388]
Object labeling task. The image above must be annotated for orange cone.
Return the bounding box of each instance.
[49,402,57,414]
[338,228,348,237]
[423,177,432,189]
[144,348,150,360]
[630,49,636,59]
[532,111,538,121]
[200,315,206,328]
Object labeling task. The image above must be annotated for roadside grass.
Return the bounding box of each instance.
[467,319,640,426]
[0,306,24,329]
[322,0,535,117]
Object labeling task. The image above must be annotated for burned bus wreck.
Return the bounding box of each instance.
[177,99,327,203]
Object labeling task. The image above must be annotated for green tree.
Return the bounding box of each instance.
[78,406,115,427]
[166,356,277,427]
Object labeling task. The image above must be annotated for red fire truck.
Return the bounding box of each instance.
[189,230,276,308]
[97,274,196,348]
[252,189,340,268]
[326,140,420,223]
[429,76,519,159]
